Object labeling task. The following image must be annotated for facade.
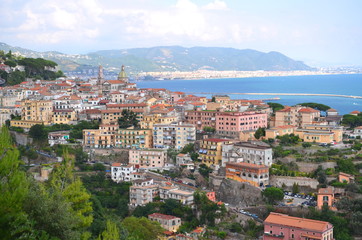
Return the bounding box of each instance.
[117,128,152,149]
[148,213,181,232]
[199,138,233,167]
[265,125,298,139]
[275,106,320,128]
[222,142,273,167]
[295,125,343,143]
[316,187,335,210]
[184,110,218,130]
[215,111,267,137]
[159,186,194,205]
[129,148,167,168]
[11,100,53,128]
[338,172,354,184]
[140,114,178,130]
[52,109,77,125]
[129,184,159,207]
[153,122,196,149]
[263,212,334,240]
[0,107,12,126]
[111,163,138,182]
[48,131,70,146]
[226,162,269,187]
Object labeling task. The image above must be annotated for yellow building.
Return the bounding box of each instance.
[11,100,53,128]
[83,124,119,148]
[140,114,178,130]
[295,125,343,143]
[265,125,298,139]
[101,109,122,125]
[52,109,77,125]
[117,128,152,149]
[199,138,233,167]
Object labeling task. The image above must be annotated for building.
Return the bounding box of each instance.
[184,110,218,130]
[111,163,139,182]
[265,125,298,139]
[117,128,153,149]
[129,184,159,207]
[11,100,53,128]
[222,141,273,167]
[153,122,196,150]
[0,107,12,126]
[48,131,70,146]
[129,148,167,168]
[215,111,267,137]
[159,186,194,205]
[140,114,178,130]
[316,187,335,210]
[275,106,320,128]
[199,138,233,167]
[295,125,343,143]
[226,162,269,187]
[338,172,354,184]
[52,109,77,125]
[263,212,334,240]
[148,213,181,232]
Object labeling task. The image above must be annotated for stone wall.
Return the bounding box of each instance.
[270,176,319,191]
[296,162,337,173]
[11,131,32,146]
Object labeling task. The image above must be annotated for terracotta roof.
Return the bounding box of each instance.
[204,138,230,143]
[327,108,337,112]
[317,187,334,195]
[298,107,319,113]
[148,213,179,220]
[350,110,360,114]
[107,103,147,108]
[277,107,292,112]
[112,163,121,167]
[226,162,269,170]
[107,80,126,84]
[339,172,353,177]
[264,212,331,232]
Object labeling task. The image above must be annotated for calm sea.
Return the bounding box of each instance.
[137,74,362,115]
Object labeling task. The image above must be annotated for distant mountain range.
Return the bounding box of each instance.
[0,42,314,73]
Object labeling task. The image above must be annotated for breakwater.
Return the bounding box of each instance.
[193,92,362,99]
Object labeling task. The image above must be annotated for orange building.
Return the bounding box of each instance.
[338,172,354,184]
[226,162,269,187]
[317,187,335,210]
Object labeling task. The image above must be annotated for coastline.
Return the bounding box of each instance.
[136,71,360,81]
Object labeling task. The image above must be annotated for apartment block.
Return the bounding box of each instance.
[263,212,334,240]
[153,122,196,150]
[159,186,194,205]
[199,138,233,167]
[275,106,320,128]
[140,114,178,130]
[52,109,77,125]
[129,184,159,207]
[129,148,167,168]
[226,162,269,187]
[111,163,139,182]
[184,110,218,130]
[148,213,181,232]
[222,142,273,167]
[117,128,153,149]
[295,125,343,143]
[11,100,53,128]
[215,111,267,137]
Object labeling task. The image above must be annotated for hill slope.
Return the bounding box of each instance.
[0,43,313,73]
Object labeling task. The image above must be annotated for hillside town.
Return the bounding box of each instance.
[1,62,362,240]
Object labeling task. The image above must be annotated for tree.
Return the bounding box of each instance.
[262,187,284,204]
[118,109,139,129]
[341,114,362,128]
[97,220,120,240]
[203,126,215,133]
[267,102,284,112]
[29,124,48,141]
[211,96,216,102]
[292,183,299,194]
[298,102,331,112]
[121,216,163,240]
[180,143,194,154]
[254,127,265,139]
[302,142,312,148]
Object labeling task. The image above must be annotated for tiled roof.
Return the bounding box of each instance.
[204,138,230,143]
[148,213,179,220]
[264,212,331,232]
[112,163,121,167]
[298,107,319,113]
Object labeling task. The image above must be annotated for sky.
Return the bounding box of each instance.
[1,0,362,66]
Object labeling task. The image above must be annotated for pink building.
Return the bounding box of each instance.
[263,212,334,240]
[129,148,167,169]
[216,111,267,137]
[184,110,218,130]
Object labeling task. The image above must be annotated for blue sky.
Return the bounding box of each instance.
[1,0,361,66]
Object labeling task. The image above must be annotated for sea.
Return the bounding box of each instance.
[137,74,362,115]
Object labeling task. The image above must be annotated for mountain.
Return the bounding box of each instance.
[0,42,313,73]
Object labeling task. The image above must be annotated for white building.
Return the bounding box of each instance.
[111,163,139,182]
[222,141,273,167]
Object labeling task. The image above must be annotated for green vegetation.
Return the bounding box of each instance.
[267,102,284,112]
[203,126,216,133]
[118,109,139,129]
[277,133,301,146]
[297,102,331,112]
[262,187,284,204]
[0,51,65,85]
[341,113,362,128]
[254,127,265,139]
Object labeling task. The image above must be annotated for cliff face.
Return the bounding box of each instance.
[217,179,264,207]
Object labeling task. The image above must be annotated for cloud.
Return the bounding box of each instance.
[204,0,229,11]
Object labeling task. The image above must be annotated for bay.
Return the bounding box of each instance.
[137,74,362,115]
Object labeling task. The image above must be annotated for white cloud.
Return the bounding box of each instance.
[204,0,229,11]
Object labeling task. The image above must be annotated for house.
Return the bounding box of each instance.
[129,184,159,207]
[263,212,334,240]
[148,213,181,232]
[48,131,70,146]
[316,187,335,210]
[159,186,194,205]
[153,122,196,150]
[111,163,139,182]
[199,138,233,167]
[129,148,167,168]
[338,172,354,184]
[275,106,320,128]
[226,162,269,187]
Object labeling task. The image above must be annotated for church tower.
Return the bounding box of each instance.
[117,65,128,83]
[97,65,104,95]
